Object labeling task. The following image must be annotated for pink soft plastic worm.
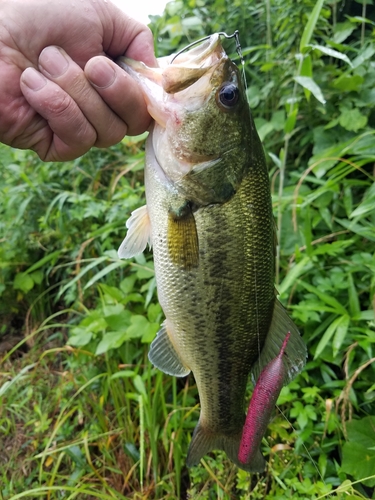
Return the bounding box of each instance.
[238,332,291,465]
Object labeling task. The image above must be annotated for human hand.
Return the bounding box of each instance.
[0,0,156,161]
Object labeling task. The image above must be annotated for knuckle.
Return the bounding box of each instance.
[44,91,72,116]
[74,120,97,147]
[95,121,127,148]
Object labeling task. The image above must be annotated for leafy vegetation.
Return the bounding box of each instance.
[1,0,375,498]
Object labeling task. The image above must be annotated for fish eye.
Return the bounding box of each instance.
[218,83,239,108]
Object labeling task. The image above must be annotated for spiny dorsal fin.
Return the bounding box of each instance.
[167,204,199,270]
[148,321,191,377]
[251,299,307,385]
[118,205,152,259]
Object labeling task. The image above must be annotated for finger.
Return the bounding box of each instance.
[20,67,97,161]
[109,15,157,67]
[85,56,152,136]
[38,46,127,148]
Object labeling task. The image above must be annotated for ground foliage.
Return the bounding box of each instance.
[1,0,375,498]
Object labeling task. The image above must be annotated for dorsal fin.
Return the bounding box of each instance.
[251,299,307,385]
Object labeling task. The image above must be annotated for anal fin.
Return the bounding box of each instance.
[118,205,152,259]
[148,321,190,377]
[252,299,307,385]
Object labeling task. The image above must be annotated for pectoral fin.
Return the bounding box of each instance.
[167,204,199,270]
[251,299,307,385]
[118,205,152,259]
[148,321,191,377]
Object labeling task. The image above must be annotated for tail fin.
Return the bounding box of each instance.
[186,419,266,473]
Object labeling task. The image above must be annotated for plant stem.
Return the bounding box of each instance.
[276,56,304,286]
[361,1,366,47]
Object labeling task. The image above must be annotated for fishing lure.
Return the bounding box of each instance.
[170,30,242,63]
[238,332,291,465]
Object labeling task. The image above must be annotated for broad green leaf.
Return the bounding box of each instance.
[257,122,274,142]
[300,54,312,77]
[350,183,375,218]
[141,322,159,344]
[348,273,361,317]
[298,281,348,315]
[278,257,313,297]
[339,108,367,132]
[294,76,326,104]
[126,315,150,339]
[346,416,375,448]
[271,110,286,131]
[29,270,43,285]
[310,44,353,66]
[67,330,93,347]
[336,218,375,242]
[246,85,260,108]
[314,315,349,359]
[341,442,375,487]
[333,74,364,92]
[120,275,137,294]
[99,283,126,303]
[284,107,298,134]
[181,16,202,28]
[350,198,375,218]
[333,22,356,44]
[318,453,327,478]
[78,312,107,333]
[351,44,375,69]
[299,0,325,52]
[352,310,375,321]
[300,55,312,100]
[96,331,128,355]
[332,315,350,356]
[147,303,163,323]
[105,310,132,331]
[102,304,124,317]
[133,375,148,401]
[347,15,375,27]
[13,272,34,293]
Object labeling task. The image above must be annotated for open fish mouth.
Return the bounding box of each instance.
[116,34,231,127]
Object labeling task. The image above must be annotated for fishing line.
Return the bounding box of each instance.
[232,31,248,95]
[170,31,249,99]
[253,253,261,371]
[275,404,333,496]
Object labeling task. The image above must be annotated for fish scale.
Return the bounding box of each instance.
[117,33,307,472]
[145,136,275,466]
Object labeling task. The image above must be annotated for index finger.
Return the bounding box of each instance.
[107,15,157,67]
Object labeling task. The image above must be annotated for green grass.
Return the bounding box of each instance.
[1,331,374,499]
[2,0,375,498]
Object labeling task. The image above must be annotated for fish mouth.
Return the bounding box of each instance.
[117,34,227,127]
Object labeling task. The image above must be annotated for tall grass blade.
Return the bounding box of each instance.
[300,0,325,52]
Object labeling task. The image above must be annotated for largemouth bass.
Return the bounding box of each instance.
[118,34,306,472]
